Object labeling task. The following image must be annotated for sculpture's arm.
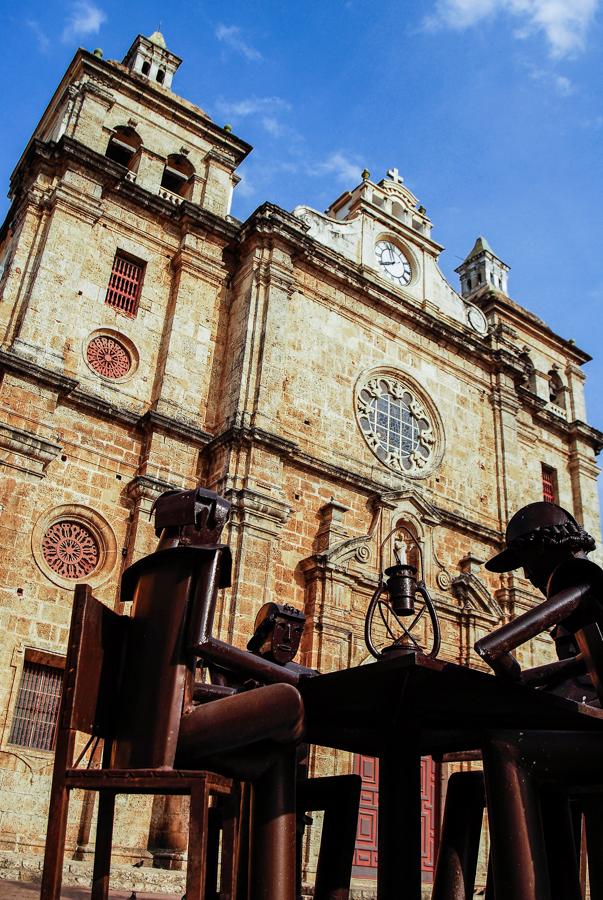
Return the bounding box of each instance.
[194,635,302,686]
[475,582,591,679]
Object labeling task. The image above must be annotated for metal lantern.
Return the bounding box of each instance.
[364,525,441,660]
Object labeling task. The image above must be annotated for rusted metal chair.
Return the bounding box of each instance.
[40,582,240,900]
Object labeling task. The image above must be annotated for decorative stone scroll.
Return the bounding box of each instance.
[355,369,444,477]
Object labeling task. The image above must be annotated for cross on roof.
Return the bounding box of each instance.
[386,167,404,184]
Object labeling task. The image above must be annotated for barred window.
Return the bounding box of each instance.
[8,651,64,751]
[105,252,144,317]
[542,465,557,504]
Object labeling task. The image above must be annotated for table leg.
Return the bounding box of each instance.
[483,733,551,900]
[378,739,421,900]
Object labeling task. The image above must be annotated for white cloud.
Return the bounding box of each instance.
[526,63,575,94]
[554,74,574,95]
[62,1,106,43]
[311,152,362,185]
[426,0,599,57]
[215,96,291,118]
[26,19,50,52]
[216,24,263,61]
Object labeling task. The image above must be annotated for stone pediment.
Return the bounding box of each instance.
[374,488,442,526]
[451,571,503,620]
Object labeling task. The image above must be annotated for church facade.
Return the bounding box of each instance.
[0,31,601,892]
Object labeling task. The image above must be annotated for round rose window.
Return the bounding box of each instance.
[86,335,132,379]
[355,372,443,477]
[42,521,100,580]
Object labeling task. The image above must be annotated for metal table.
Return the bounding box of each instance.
[299,652,603,900]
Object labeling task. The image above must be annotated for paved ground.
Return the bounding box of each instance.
[0,882,179,899]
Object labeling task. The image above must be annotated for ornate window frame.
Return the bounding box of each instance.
[32,504,118,590]
[354,367,445,478]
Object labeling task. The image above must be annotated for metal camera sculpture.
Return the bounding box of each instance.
[364,525,441,659]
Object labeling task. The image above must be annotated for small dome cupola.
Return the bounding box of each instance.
[122,31,182,89]
[456,236,510,298]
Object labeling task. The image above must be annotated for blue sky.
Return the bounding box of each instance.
[1,1,603,452]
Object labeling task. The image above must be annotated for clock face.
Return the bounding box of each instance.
[375,241,412,286]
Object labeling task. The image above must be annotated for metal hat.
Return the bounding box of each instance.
[485,502,579,573]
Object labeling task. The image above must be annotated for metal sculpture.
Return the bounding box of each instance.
[118,487,306,900]
[475,501,601,704]
[365,524,441,659]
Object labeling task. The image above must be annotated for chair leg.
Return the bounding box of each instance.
[40,783,70,900]
[187,781,210,900]
[218,786,243,900]
[205,804,222,899]
[92,791,116,900]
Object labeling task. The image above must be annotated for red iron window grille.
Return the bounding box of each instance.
[542,465,557,504]
[9,659,63,751]
[105,253,144,316]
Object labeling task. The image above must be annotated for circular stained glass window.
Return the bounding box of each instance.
[86,335,132,379]
[42,521,100,580]
[356,374,439,476]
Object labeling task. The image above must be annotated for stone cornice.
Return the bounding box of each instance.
[0,349,214,445]
[234,205,517,375]
[0,422,62,478]
[138,410,213,447]
[204,423,503,546]
[471,286,591,364]
[126,473,180,503]
[6,137,240,244]
[0,348,78,394]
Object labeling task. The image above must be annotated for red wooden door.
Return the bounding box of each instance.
[352,754,438,881]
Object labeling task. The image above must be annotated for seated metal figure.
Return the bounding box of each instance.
[120,487,306,900]
[474,500,602,704]
[196,602,361,900]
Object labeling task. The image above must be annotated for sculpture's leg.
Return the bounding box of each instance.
[378,736,421,900]
[483,734,551,900]
[298,774,362,900]
[250,747,297,900]
[583,798,603,899]
[432,770,485,900]
[541,792,581,900]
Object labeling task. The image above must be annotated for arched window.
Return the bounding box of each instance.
[156,68,166,84]
[160,153,195,198]
[391,201,404,220]
[518,349,537,393]
[548,369,566,409]
[141,60,151,76]
[105,126,142,170]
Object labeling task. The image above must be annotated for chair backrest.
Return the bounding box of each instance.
[111,546,228,769]
[58,584,128,763]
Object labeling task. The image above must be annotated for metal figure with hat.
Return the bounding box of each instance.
[475,501,603,704]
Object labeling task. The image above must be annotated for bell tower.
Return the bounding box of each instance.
[456,236,510,298]
[122,30,181,89]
